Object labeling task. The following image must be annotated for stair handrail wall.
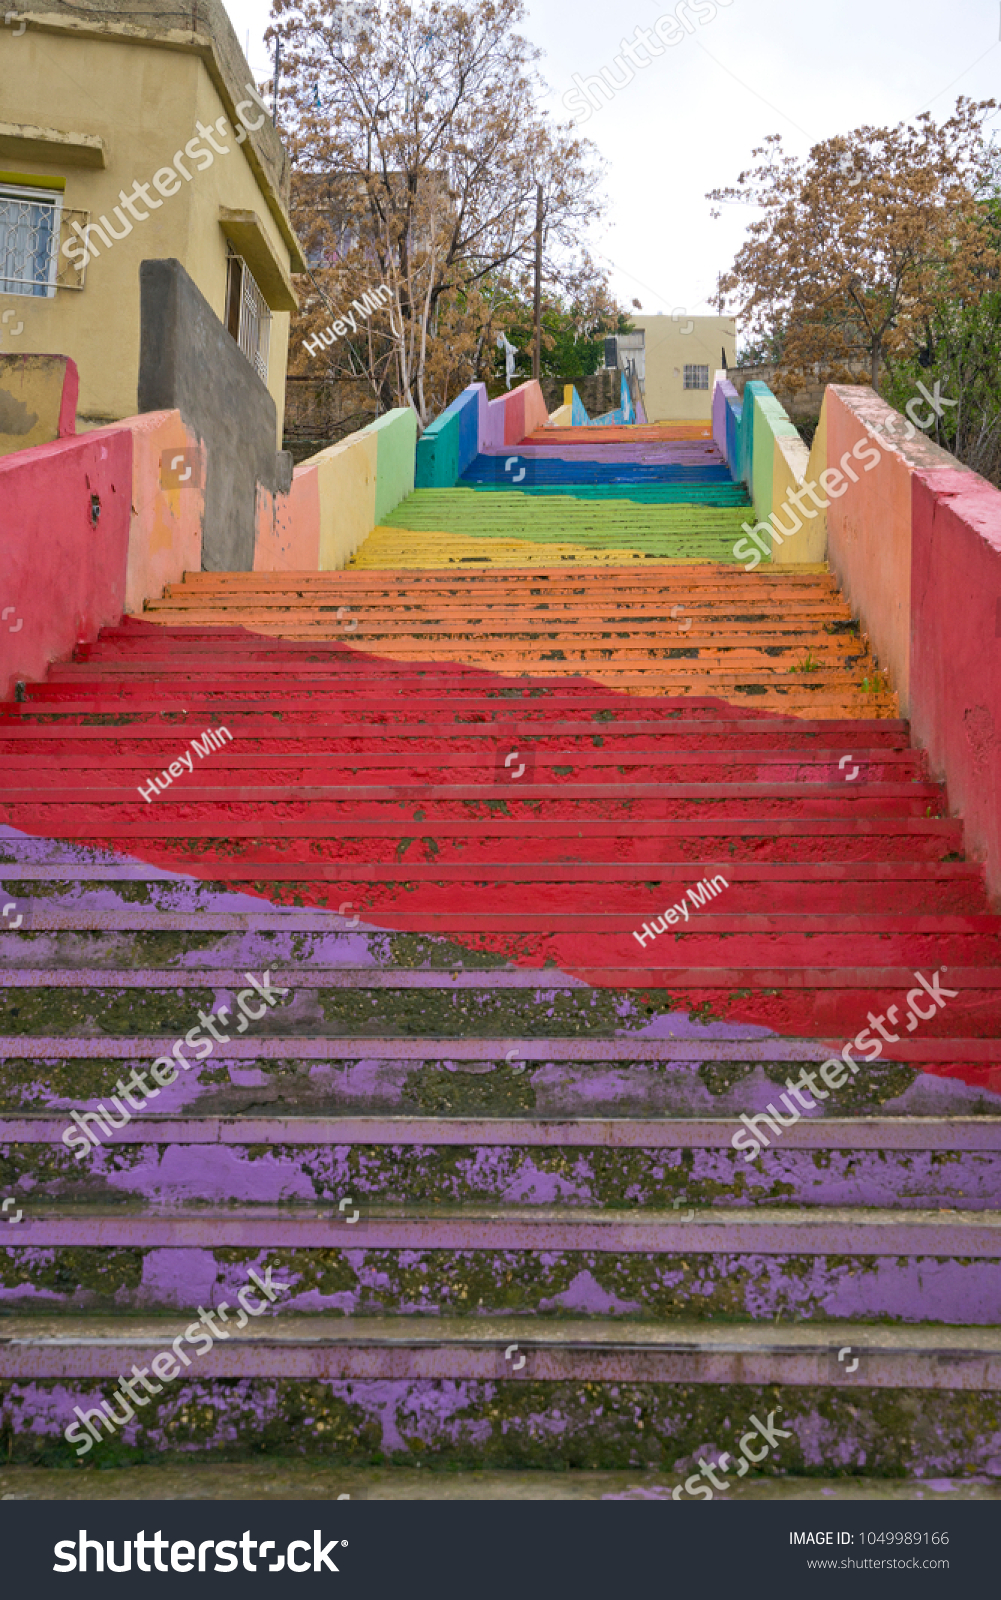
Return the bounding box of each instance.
[415,380,550,487]
[0,404,203,703]
[713,372,1001,905]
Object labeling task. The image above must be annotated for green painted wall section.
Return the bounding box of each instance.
[716,376,823,565]
[363,408,418,523]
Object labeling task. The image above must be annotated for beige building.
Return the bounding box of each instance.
[629,314,736,422]
[0,0,304,439]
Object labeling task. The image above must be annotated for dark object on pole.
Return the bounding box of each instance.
[532,182,543,382]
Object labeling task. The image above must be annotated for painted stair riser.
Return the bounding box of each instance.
[2,879,989,914]
[1,1246,1000,1322]
[5,1140,1001,1209]
[0,800,962,830]
[3,1054,998,1117]
[0,758,929,786]
[4,1380,1000,1473]
[45,652,876,676]
[4,906,998,951]
[0,725,918,746]
[460,486,752,505]
[11,695,902,720]
[15,676,891,700]
[460,454,735,477]
[1,973,998,1038]
[3,965,999,1047]
[7,1348,1001,1390]
[2,924,998,964]
[14,679,899,700]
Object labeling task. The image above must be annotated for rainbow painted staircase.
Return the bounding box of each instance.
[2,417,1000,1490]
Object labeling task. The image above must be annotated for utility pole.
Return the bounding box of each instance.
[273,33,282,126]
[532,182,543,382]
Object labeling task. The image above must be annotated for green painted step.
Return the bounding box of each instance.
[382,491,754,561]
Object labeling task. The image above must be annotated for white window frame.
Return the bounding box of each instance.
[225,252,272,384]
[683,364,710,391]
[0,181,63,298]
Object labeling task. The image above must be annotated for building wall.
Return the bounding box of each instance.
[0,24,295,441]
[630,315,735,421]
[138,258,291,571]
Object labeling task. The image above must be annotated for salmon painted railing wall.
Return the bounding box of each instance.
[714,372,1001,904]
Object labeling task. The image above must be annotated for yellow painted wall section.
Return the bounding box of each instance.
[118,409,204,613]
[0,355,72,456]
[770,429,826,564]
[315,430,379,571]
[548,403,572,428]
[631,315,736,422]
[0,31,294,440]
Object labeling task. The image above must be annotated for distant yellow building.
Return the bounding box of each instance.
[0,0,304,440]
[629,314,736,421]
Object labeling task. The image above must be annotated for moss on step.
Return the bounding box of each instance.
[3,1378,999,1476]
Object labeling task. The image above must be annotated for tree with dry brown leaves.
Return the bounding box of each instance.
[272,0,609,427]
[708,98,998,395]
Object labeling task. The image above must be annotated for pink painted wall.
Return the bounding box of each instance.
[502,386,526,446]
[113,411,203,615]
[0,429,133,701]
[480,380,549,451]
[910,468,1001,902]
[255,468,321,571]
[825,386,967,713]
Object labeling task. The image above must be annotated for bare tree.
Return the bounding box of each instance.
[273,0,608,426]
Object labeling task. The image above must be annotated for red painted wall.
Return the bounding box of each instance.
[0,430,133,700]
[911,468,1001,903]
[503,386,526,447]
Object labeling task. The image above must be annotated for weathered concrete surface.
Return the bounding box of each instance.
[0,1462,996,1500]
[3,1244,1001,1323]
[0,354,78,458]
[3,1375,1000,1475]
[138,259,291,571]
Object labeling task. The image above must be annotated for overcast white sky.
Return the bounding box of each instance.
[222,0,1001,328]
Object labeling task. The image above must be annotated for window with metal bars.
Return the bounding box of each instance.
[225,252,271,384]
[683,364,710,391]
[0,182,62,296]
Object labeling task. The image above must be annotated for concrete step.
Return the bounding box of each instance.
[3,1042,997,1115]
[4,1235,998,1319]
[7,1202,1001,1254]
[2,1317,999,1472]
[1,713,913,740]
[4,1316,998,1388]
[5,1115,1000,1209]
[1,1463,996,1499]
[1,557,995,1489]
